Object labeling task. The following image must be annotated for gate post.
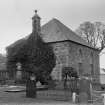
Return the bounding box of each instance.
[26,73,36,98]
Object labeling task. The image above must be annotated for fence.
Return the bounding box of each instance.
[35,79,78,102]
[35,79,105,105]
[83,90,104,105]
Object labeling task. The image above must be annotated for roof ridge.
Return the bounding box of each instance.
[52,18,63,33]
[8,18,92,49]
[51,18,90,46]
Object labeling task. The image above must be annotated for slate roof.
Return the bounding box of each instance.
[7,18,91,49]
[41,18,90,47]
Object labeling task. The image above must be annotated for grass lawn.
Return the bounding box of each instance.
[0,85,73,104]
[0,85,104,105]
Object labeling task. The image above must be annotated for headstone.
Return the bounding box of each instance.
[36,81,41,87]
[16,62,22,80]
[16,70,22,79]
[102,94,105,105]
[72,92,76,103]
[79,77,91,103]
[79,92,88,103]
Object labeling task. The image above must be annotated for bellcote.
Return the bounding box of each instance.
[32,10,41,33]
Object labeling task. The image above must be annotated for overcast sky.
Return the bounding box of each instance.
[0,0,105,68]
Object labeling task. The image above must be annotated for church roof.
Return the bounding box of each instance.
[41,18,90,47]
[7,18,91,49]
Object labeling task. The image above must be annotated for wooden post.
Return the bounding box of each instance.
[79,76,92,103]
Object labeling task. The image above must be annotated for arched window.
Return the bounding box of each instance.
[78,49,83,76]
[90,52,93,64]
[79,49,82,63]
[90,52,94,76]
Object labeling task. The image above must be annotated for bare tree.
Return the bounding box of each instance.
[76,21,105,51]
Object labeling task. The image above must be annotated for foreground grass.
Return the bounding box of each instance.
[0,85,104,105]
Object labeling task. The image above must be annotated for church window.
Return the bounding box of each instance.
[90,52,94,76]
[78,49,83,75]
[78,63,83,76]
[79,49,82,63]
[56,56,61,64]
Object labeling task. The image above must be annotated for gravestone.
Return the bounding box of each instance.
[79,92,88,103]
[79,77,92,103]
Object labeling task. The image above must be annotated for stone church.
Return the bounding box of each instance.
[6,11,100,82]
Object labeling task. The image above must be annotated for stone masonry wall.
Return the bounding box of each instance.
[50,41,100,82]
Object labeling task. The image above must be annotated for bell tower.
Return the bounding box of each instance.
[32,10,41,33]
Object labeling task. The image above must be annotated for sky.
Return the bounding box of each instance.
[0,0,105,68]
